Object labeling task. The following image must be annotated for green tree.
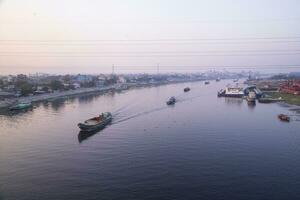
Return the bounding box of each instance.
[19,82,34,96]
[50,80,64,91]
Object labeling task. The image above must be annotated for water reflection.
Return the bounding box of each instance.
[77,126,109,143]
[247,101,256,110]
[224,97,243,106]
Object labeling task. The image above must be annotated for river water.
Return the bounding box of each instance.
[1,80,300,200]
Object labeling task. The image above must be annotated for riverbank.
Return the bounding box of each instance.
[0,79,204,110]
[265,92,300,106]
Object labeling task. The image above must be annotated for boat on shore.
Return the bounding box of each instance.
[204,81,210,85]
[184,87,191,92]
[78,112,112,132]
[258,97,282,103]
[278,114,290,122]
[9,102,32,111]
[166,97,176,105]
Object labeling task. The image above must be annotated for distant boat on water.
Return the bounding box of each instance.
[166,97,176,105]
[278,114,290,122]
[246,91,256,102]
[184,87,191,92]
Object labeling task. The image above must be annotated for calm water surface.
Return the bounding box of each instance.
[1,80,300,200]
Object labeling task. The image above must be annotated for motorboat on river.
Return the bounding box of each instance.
[184,87,191,92]
[166,97,176,105]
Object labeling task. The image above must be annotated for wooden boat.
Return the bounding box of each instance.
[78,112,112,132]
[258,97,282,103]
[166,97,176,105]
[9,102,32,111]
[246,91,256,102]
[278,114,290,122]
[184,87,191,92]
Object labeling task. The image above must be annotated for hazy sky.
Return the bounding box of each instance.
[0,0,300,74]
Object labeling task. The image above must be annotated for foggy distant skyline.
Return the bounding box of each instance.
[1,0,300,74]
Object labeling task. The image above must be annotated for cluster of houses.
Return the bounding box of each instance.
[280,80,300,95]
[0,73,213,100]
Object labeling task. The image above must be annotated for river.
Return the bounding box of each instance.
[1,80,300,200]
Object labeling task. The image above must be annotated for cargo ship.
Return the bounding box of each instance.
[218,85,244,98]
[78,112,112,132]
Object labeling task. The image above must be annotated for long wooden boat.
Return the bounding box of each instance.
[78,112,112,132]
[9,102,32,111]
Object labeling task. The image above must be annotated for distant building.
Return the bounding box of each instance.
[280,80,300,95]
[76,74,93,83]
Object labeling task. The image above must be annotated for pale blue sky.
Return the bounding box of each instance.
[0,0,300,74]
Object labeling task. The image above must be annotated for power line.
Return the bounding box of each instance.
[1,53,300,57]
[1,36,300,42]
[1,50,300,54]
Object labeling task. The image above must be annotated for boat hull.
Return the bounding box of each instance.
[78,115,112,132]
[223,94,244,98]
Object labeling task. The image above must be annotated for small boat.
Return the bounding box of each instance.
[216,78,221,82]
[9,102,32,111]
[278,114,290,122]
[166,97,176,105]
[184,87,191,92]
[233,79,239,82]
[78,112,112,132]
[246,91,256,102]
[204,81,210,85]
[258,97,282,103]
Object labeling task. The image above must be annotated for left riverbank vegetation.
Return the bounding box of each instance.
[0,71,244,102]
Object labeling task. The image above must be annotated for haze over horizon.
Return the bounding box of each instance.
[1,0,300,74]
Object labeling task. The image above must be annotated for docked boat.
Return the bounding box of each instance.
[9,102,32,111]
[184,87,191,92]
[204,81,210,85]
[278,114,290,122]
[246,91,256,102]
[218,85,244,98]
[258,97,282,103]
[78,112,112,132]
[217,89,225,97]
[166,97,176,105]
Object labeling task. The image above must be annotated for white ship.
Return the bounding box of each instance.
[218,84,244,98]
